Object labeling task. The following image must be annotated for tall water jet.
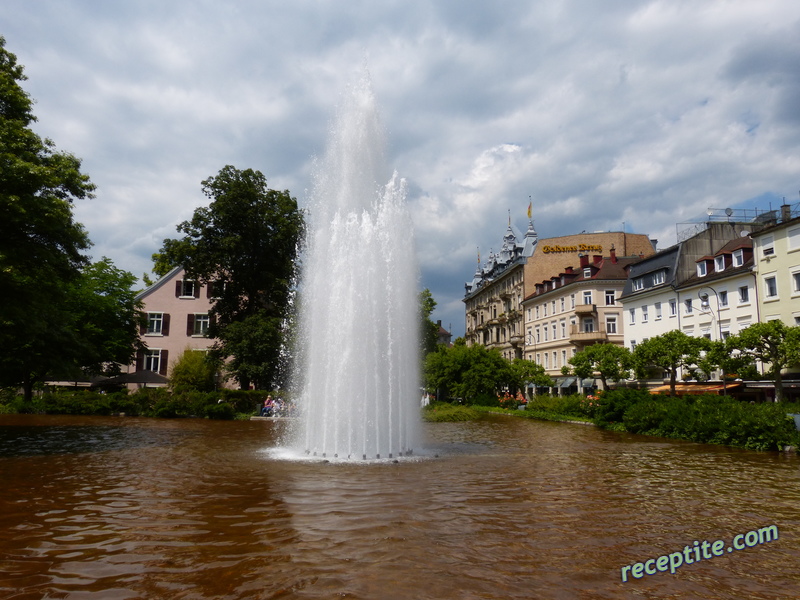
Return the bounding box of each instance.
[290,73,421,460]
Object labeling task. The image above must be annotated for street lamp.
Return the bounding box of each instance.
[698,287,727,395]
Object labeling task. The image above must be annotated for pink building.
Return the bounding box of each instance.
[125,267,217,386]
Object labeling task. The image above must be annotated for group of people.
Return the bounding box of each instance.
[260,395,286,417]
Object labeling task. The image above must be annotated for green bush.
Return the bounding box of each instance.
[593,388,652,428]
[526,394,592,418]
[621,394,800,451]
[422,402,480,422]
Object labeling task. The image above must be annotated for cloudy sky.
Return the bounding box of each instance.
[4,0,800,337]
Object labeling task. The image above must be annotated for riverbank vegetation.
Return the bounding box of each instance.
[425,389,800,452]
[0,388,272,420]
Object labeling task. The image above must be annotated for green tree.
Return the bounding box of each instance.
[170,348,218,392]
[564,343,633,390]
[633,330,711,396]
[0,37,97,399]
[67,258,145,377]
[153,166,304,389]
[419,288,439,356]
[506,358,554,394]
[727,321,800,402]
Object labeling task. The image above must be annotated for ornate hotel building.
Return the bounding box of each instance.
[464,219,655,361]
[464,220,538,359]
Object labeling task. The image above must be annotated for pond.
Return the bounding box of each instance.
[0,414,798,599]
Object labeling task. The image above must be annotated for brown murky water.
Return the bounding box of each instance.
[0,414,798,599]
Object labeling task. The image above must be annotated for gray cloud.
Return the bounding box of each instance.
[3,0,800,338]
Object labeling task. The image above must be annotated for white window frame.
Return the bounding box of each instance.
[144,349,162,373]
[669,299,677,316]
[641,305,649,323]
[632,278,644,291]
[629,308,635,325]
[654,302,662,320]
[738,285,750,304]
[697,262,707,277]
[606,315,617,334]
[180,280,196,298]
[583,291,593,305]
[718,290,728,307]
[147,312,163,335]
[685,299,693,314]
[764,275,778,299]
[605,290,616,305]
[193,313,210,336]
[653,270,665,285]
[762,235,775,258]
[714,256,725,272]
[732,249,744,267]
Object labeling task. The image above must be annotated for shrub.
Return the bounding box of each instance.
[422,402,480,422]
[594,388,652,428]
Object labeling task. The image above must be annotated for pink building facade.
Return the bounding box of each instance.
[125,267,216,386]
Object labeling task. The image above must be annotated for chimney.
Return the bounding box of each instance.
[593,254,603,265]
[579,253,589,268]
[609,244,617,263]
[781,204,792,222]
[564,266,574,274]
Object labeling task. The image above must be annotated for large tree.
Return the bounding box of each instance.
[153,166,304,389]
[633,330,711,396]
[564,343,633,390]
[419,288,439,357]
[726,321,800,402]
[0,37,104,399]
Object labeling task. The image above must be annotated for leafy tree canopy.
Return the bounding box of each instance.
[152,166,305,389]
[0,38,134,399]
[419,288,439,356]
[633,330,711,396]
[726,321,800,402]
[565,343,633,390]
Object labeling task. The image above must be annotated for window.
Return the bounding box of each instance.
[732,249,744,267]
[762,235,775,257]
[714,256,725,272]
[552,300,556,314]
[583,291,592,305]
[583,317,595,333]
[147,312,163,335]
[193,314,210,336]
[605,290,616,305]
[560,297,565,311]
[560,319,566,338]
[583,267,592,278]
[543,326,548,341]
[551,322,557,339]
[719,290,728,307]
[562,350,567,367]
[794,272,800,294]
[764,276,778,298]
[654,302,662,320]
[641,305,649,323]
[553,351,558,369]
[789,226,800,250]
[536,353,541,365]
[629,308,635,325]
[697,262,707,277]
[535,306,540,319]
[543,304,547,317]
[544,353,549,369]
[570,294,576,309]
[178,279,197,298]
[144,349,162,373]
[630,340,637,351]
[685,299,693,314]
[606,315,617,334]
[738,285,749,303]
[669,299,677,316]
[653,270,665,285]
[632,278,644,291]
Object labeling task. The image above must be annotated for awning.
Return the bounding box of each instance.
[559,377,576,388]
[649,382,741,395]
[95,371,168,386]
[580,379,596,388]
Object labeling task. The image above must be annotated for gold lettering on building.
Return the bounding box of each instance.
[541,243,603,254]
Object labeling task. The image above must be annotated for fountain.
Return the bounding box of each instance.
[288,72,421,461]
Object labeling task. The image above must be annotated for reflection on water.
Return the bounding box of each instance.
[0,414,798,599]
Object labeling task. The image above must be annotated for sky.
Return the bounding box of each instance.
[3,0,800,338]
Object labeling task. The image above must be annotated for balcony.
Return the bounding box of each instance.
[574,303,596,316]
[569,324,608,344]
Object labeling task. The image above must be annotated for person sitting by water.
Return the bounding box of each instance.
[261,395,274,417]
